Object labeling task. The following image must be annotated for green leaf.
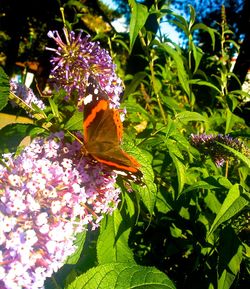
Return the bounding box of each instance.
[218,227,243,289]
[48,97,60,119]
[129,1,149,52]
[97,212,135,264]
[208,184,249,235]
[113,37,130,52]
[122,138,156,214]
[159,43,190,98]
[170,224,183,238]
[153,76,163,94]
[217,176,233,189]
[123,71,147,98]
[122,102,155,124]
[65,110,83,131]
[225,39,240,50]
[182,180,220,194]
[188,79,221,93]
[0,67,10,111]
[191,23,216,50]
[67,263,176,289]
[175,111,208,123]
[229,89,250,98]
[226,93,239,112]
[169,13,189,37]
[141,181,156,215]
[65,231,87,265]
[0,123,36,154]
[168,147,186,197]
[224,110,245,134]
[137,159,157,215]
[188,5,196,28]
[191,42,203,74]
[204,191,222,214]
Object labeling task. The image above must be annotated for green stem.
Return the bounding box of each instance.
[138,30,167,124]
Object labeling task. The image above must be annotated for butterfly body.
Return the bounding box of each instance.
[83,76,143,183]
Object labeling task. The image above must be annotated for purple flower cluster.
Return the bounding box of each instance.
[0,132,120,289]
[10,80,46,113]
[46,28,123,109]
[190,133,248,167]
[1,28,126,288]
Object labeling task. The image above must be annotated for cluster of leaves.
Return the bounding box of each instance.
[0,1,249,289]
[122,3,250,289]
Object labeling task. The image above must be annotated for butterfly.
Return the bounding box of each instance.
[83,75,143,183]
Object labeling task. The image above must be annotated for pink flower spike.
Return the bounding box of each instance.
[0,132,121,289]
[46,29,123,109]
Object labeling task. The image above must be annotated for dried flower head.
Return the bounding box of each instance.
[190,133,249,167]
[46,28,122,109]
[0,132,120,289]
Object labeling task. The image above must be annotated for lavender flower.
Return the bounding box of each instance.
[0,132,120,289]
[10,80,46,113]
[46,28,122,109]
[190,133,248,167]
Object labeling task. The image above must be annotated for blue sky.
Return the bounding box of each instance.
[100,0,181,43]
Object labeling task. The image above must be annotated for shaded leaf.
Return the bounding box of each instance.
[209,184,249,235]
[0,123,36,154]
[191,23,216,50]
[182,180,220,194]
[218,227,243,289]
[188,79,221,93]
[123,71,147,98]
[159,43,190,98]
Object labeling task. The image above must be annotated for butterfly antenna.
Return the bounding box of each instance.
[66,130,83,145]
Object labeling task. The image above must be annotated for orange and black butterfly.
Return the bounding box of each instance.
[83,76,143,183]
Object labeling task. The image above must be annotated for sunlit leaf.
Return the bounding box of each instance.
[97,211,135,264]
[0,67,10,111]
[175,111,208,123]
[65,110,83,131]
[65,231,87,265]
[122,138,156,215]
[129,0,149,52]
[67,263,176,289]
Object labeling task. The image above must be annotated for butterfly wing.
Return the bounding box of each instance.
[83,76,143,182]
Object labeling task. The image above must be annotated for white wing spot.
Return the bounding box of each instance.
[94,88,99,94]
[113,170,128,176]
[84,94,93,105]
